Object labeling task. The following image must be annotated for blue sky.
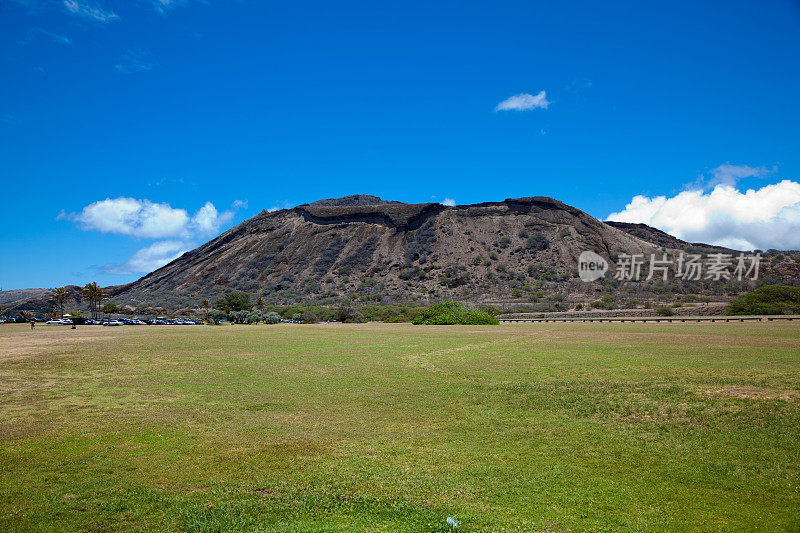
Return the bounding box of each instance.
[1,0,800,289]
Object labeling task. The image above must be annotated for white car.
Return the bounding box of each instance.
[46,319,72,325]
[103,320,124,326]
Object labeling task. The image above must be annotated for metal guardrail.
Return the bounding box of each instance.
[499,316,798,324]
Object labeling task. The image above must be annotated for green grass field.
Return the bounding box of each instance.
[1,322,798,531]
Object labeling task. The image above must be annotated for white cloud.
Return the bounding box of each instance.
[19,28,72,45]
[15,0,192,18]
[146,0,188,14]
[441,198,456,206]
[101,240,189,275]
[68,197,243,275]
[708,163,772,187]
[62,0,119,22]
[607,179,800,251]
[71,197,189,238]
[191,202,233,235]
[68,197,238,240]
[686,163,775,190]
[232,199,248,210]
[267,201,294,213]
[495,91,549,111]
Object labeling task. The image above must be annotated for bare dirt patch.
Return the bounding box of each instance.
[706,387,799,401]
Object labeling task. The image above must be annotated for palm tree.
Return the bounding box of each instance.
[51,287,68,318]
[83,282,103,319]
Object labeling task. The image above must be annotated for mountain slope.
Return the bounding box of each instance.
[104,196,724,311]
[5,195,796,316]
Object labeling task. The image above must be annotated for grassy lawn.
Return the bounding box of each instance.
[0,322,798,531]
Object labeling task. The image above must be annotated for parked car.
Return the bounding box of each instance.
[103,320,124,326]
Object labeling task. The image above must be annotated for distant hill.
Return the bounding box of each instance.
[3,195,798,316]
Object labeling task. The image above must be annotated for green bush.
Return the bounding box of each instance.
[263,312,282,324]
[336,307,365,323]
[655,306,674,316]
[214,292,253,313]
[299,311,319,323]
[728,285,800,315]
[412,302,499,325]
[591,294,616,310]
[478,305,502,316]
[526,232,548,252]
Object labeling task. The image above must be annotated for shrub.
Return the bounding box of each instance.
[399,268,418,280]
[299,310,319,323]
[214,292,253,313]
[438,265,470,288]
[412,302,499,325]
[655,306,674,316]
[526,232,548,252]
[207,309,227,324]
[478,305,502,316]
[228,310,250,324]
[728,285,800,315]
[244,311,259,323]
[263,311,282,324]
[336,307,364,323]
[591,294,616,310]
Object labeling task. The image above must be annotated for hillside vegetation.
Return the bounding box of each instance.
[411,302,499,325]
[728,285,800,315]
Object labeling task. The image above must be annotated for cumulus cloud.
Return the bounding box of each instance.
[495,91,549,111]
[69,197,189,238]
[441,198,456,206]
[62,0,119,22]
[66,196,244,275]
[191,202,233,235]
[69,197,239,239]
[100,240,189,275]
[607,179,800,251]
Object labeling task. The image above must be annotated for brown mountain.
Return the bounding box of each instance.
[4,195,796,317]
[98,195,790,313]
